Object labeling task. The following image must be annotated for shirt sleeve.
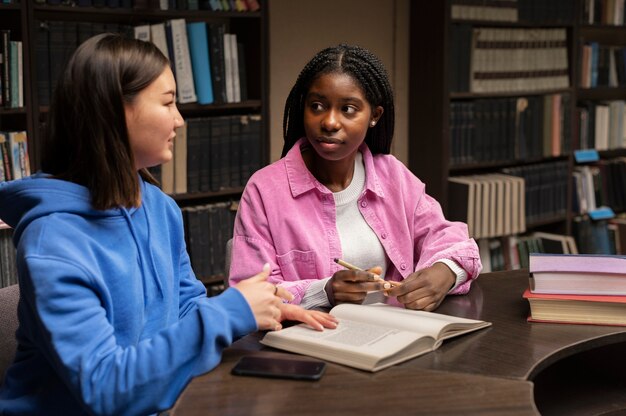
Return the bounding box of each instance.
[435,259,468,292]
[412,190,482,294]
[228,182,317,304]
[299,277,332,309]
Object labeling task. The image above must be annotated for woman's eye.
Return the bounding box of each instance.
[310,102,324,111]
[343,106,357,114]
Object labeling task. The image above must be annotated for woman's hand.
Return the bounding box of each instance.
[234,264,294,331]
[278,304,338,331]
[386,263,455,311]
[324,266,388,306]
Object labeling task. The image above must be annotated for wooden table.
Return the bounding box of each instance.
[170,270,626,415]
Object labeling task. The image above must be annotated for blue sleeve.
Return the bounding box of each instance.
[177,244,210,318]
[21,255,256,416]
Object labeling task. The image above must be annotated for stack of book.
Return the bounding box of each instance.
[523,253,626,326]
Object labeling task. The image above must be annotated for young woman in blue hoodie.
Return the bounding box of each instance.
[0,33,336,415]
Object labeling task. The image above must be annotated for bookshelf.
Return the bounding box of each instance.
[0,0,269,289]
[408,0,626,269]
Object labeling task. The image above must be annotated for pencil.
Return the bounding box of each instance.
[333,258,402,287]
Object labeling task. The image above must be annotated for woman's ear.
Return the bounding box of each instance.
[370,106,384,127]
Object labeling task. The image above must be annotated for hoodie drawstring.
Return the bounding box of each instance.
[121,207,165,302]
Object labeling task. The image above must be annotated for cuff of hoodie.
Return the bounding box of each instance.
[216,287,259,337]
[435,259,467,293]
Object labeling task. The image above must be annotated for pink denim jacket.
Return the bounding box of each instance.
[229,139,482,304]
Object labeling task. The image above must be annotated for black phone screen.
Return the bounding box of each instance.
[231,355,326,381]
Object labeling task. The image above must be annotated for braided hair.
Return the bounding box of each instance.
[282,44,395,157]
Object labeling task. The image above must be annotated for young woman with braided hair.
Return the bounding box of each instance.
[229,44,481,311]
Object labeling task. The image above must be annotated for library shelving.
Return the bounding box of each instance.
[408,0,626,270]
[0,0,269,290]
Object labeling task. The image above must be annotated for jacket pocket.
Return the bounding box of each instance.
[276,250,318,281]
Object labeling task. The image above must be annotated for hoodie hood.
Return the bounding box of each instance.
[0,173,164,297]
[0,173,135,244]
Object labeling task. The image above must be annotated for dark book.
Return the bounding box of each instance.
[198,118,212,192]
[77,22,93,46]
[210,116,230,191]
[236,42,248,101]
[244,114,262,181]
[229,115,243,187]
[185,118,202,193]
[207,23,227,104]
[0,30,10,108]
[0,133,12,182]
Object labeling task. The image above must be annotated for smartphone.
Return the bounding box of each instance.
[231,355,326,381]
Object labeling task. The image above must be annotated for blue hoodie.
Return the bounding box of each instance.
[0,174,257,415]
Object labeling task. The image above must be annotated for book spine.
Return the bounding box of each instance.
[208,23,227,104]
[186,22,214,105]
[1,30,10,107]
[168,18,197,104]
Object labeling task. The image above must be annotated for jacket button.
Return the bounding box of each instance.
[360,201,367,207]
[400,263,407,270]
[381,232,387,239]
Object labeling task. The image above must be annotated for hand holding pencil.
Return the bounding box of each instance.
[333,258,402,289]
[324,258,402,306]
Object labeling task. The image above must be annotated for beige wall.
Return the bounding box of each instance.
[268,0,409,165]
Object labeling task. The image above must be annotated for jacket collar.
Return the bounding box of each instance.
[284,138,385,199]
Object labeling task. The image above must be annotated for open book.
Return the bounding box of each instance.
[261,303,491,372]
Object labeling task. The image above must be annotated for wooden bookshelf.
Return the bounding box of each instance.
[408,0,626,266]
[0,1,269,290]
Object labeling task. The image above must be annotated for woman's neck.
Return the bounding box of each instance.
[302,148,357,193]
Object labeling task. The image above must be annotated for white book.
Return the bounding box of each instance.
[133,25,151,42]
[168,19,197,104]
[8,131,29,180]
[261,303,491,372]
[16,41,22,108]
[160,0,169,9]
[223,33,234,103]
[229,33,240,102]
[150,23,169,60]
[173,122,187,194]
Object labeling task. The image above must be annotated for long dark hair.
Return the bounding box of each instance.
[42,33,169,210]
[282,44,395,157]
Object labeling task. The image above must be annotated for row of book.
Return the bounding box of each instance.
[182,201,236,296]
[579,44,626,88]
[583,0,626,25]
[577,101,626,151]
[0,200,238,293]
[450,26,569,93]
[448,173,526,240]
[0,31,23,109]
[35,19,247,107]
[150,114,261,195]
[449,93,572,166]
[134,19,247,105]
[574,215,626,255]
[36,21,134,106]
[525,251,626,326]
[503,161,569,226]
[449,162,569,240]
[0,227,18,289]
[478,231,578,273]
[450,0,576,23]
[0,130,30,183]
[39,0,260,11]
[572,157,626,215]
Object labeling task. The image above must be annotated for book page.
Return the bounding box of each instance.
[261,318,433,371]
[331,303,490,340]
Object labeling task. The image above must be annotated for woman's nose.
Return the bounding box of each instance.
[321,110,340,131]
